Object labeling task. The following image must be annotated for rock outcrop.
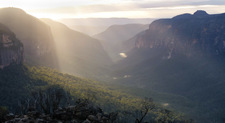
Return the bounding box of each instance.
[135,10,225,58]
[0,23,23,69]
[4,104,117,123]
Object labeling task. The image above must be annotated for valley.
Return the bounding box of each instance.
[0,7,225,123]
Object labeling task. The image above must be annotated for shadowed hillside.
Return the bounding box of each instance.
[112,11,225,122]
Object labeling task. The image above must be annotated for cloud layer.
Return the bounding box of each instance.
[0,0,225,19]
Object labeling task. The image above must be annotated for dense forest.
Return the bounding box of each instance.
[0,64,192,122]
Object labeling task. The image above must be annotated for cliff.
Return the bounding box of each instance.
[0,8,58,67]
[135,10,225,58]
[0,23,23,69]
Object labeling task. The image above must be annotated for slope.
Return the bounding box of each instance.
[0,8,58,67]
[0,64,188,122]
[41,19,112,79]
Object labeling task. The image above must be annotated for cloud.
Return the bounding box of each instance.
[28,4,225,19]
[1,0,225,19]
[135,0,225,8]
[189,0,225,6]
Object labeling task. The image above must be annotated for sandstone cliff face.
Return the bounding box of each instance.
[135,10,225,58]
[0,24,23,69]
[0,8,58,67]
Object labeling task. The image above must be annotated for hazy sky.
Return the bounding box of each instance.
[0,0,225,19]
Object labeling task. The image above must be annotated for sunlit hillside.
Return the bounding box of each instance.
[41,18,112,79]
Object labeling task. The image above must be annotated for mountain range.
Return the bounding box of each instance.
[59,18,154,35]
[1,7,225,122]
[112,10,225,122]
[0,8,112,79]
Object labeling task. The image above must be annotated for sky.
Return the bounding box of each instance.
[0,0,225,19]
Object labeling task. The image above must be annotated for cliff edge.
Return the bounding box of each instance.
[135,10,225,58]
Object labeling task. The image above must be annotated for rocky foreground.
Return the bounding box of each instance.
[4,102,117,123]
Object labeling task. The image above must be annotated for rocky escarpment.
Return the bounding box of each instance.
[0,23,23,69]
[0,8,58,67]
[135,10,225,58]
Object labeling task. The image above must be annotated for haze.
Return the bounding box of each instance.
[1,0,225,122]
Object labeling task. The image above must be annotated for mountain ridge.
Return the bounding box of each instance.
[134,10,225,58]
[112,10,225,122]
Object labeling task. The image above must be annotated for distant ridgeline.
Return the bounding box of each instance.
[0,23,23,69]
[135,10,225,58]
